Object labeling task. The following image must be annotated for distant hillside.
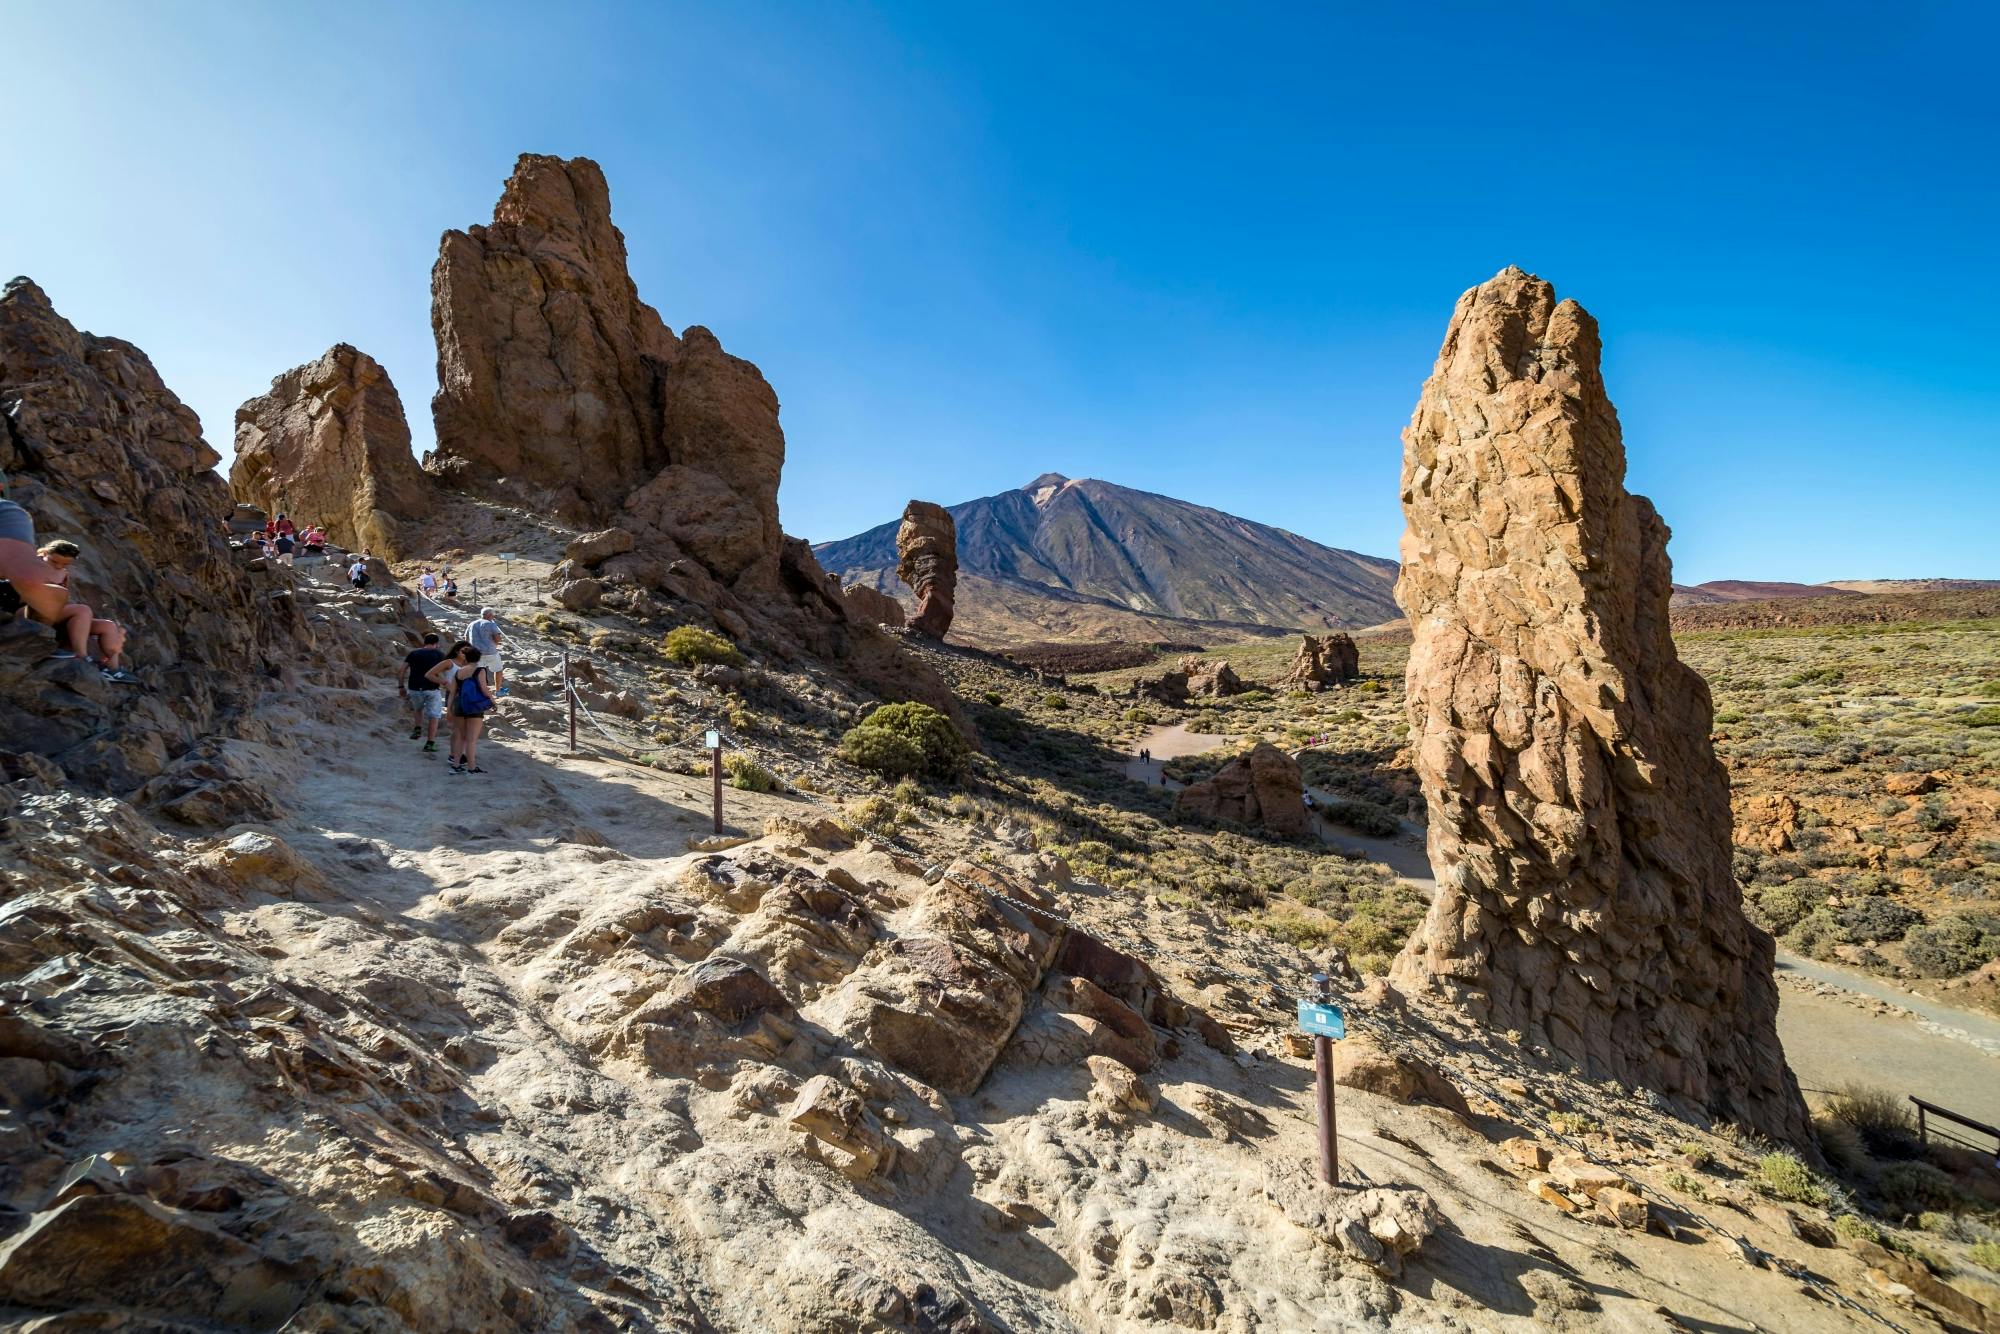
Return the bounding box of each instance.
[1670,580,1861,605]
[814,473,1399,646]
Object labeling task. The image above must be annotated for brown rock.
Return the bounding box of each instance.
[1549,1155,1627,1199]
[1532,1178,1582,1213]
[565,527,637,567]
[1330,1034,1468,1113]
[1279,633,1360,691]
[1595,1187,1649,1229]
[1048,974,1157,1071]
[1739,793,1801,853]
[1180,654,1244,697]
[1173,742,1308,837]
[1883,772,1939,796]
[1085,1053,1157,1121]
[840,581,906,630]
[786,1074,893,1179]
[0,278,304,792]
[230,343,431,558]
[895,500,957,638]
[552,577,603,611]
[1502,1138,1553,1172]
[1385,267,1811,1147]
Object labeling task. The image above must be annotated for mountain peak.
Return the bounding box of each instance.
[1023,472,1070,493]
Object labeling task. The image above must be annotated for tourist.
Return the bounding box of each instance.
[402,631,447,752]
[32,540,138,683]
[444,645,497,773]
[418,567,438,599]
[0,469,76,633]
[275,513,296,540]
[303,526,325,557]
[441,572,458,600]
[273,529,295,567]
[467,607,507,694]
[348,556,371,590]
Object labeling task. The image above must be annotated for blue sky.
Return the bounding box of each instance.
[4,1,1994,582]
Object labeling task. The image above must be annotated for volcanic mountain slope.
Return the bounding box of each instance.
[815,473,1398,647]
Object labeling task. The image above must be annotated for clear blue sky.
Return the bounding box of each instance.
[5,1,1994,582]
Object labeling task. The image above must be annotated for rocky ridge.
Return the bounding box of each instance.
[1386,267,1812,1146]
[230,343,432,558]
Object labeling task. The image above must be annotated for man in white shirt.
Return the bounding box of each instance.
[467,607,506,694]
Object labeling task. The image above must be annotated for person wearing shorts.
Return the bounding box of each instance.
[402,632,447,751]
[467,607,506,694]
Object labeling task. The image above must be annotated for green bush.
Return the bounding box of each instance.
[1041,693,1069,710]
[1972,1240,2000,1271]
[1757,1150,1834,1207]
[1974,680,2000,698]
[1903,912,2000,976]
[1967,705,2000,727]
[1914,797,1958,833]
[1824,1084,1920,1158]
[664,625,744,667]
[838,701,969,781]
[1835,896,1924,944]
[1834,1214,1882,1244]
[848,795,901,831]
[1323,798,1401,838]
[1875,1161,1958,1213]
[724,753,777,793]
[1123,707,1156,725]
[981,690,1004,706]
[1752,879,1827,933]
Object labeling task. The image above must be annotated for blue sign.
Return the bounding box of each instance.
[1297,1001,1345,1040]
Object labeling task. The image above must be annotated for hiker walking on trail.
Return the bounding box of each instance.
[467,607,507,695]
[402,632,447,752]
[444,646,498,774]
[418,568,438,599]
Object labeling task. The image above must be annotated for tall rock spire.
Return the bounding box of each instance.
[1389,267,1811,1145]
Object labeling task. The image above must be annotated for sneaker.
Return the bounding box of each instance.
[423,741,437,752]
[449,762,464,774]
[496,687,511,697]
[466,766,487,774]
[49,649,76,660]
[409,726,422,740]
[100,667,141,685]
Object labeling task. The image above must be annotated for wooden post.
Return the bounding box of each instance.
[1917,1101,1927,1149]
[710,733,724,834]
[564,649,576,753]
[1313,972,1338,1188]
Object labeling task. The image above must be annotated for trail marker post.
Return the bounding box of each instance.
[1298,973,1345,1188]
[707,728,723,834]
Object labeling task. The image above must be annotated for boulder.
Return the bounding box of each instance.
[1279,633,1359,690]
[1180,655,1244,697]
[841,581,906,629]
[229,343,432,559]
[565,527,637,567]
[1173,742,1308,837]
[1385,266,1812,1147]
[785,1074,893,1179]
[552,578,604,611]
[1330,1034,1468,1113]
[895,500,958,639]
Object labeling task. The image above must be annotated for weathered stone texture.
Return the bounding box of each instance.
[895,500,957,638]
[230,344,431,558]
[1386,266,1809,1145]
[1173,742,1307,837]
[1280,633,1359,690]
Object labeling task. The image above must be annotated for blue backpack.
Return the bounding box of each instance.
[456,669,495,716]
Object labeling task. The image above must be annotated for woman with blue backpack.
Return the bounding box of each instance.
[440,643,499,773]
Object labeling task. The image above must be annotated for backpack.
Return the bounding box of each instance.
[456,669,495,716]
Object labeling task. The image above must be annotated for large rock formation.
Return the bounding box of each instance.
[1387,267,1810,1145]
[895,500,957,638]
[230,344,432,558]
[1173,742,1307,837]
[839,580,905,630]
[1279,633,1359,690]
[0,278,303,791]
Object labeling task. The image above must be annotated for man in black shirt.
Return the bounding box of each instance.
[402,632,448,752]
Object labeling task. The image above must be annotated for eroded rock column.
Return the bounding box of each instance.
[895,500,957,639]
[1388,267,1811,1145]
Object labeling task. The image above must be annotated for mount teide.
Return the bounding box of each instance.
[814,473,1398,646]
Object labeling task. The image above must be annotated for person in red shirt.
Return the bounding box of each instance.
[275,513,296,539]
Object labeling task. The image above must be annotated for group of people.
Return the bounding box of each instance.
[253,513,326,567]
[414,566,459,601]
[0,468,140,683]
[399,608,509,774]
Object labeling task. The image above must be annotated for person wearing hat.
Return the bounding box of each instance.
[0,467,91,659]
[466,606,507,696]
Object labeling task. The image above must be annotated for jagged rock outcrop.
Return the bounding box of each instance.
[895,500,957,638]
[1173,742,1307,837]
[0,278,303,791]
[1181,654,1243,698]
[839,580,905,629]
[230,344,432,558]
[1280,633,1359,690]
[1386,267,1810,1145]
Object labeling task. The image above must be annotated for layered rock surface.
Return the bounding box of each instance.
[0,278,304,792]
[1280,633,1359,690]
[230,343,432,558]
[1386,267,1810,1145]
[1173,742,1307,837]
[895,500,957,638]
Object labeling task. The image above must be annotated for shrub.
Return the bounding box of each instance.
[1323,798,1401,838]
[1975,680,2000,698]
[1973,1240,2000,1271]
[1662,1170,1710,1202]
[724,753,777,793]
[1123,707,1156,725]
[1834,896,1924,944]
[838,702,969,782]
[1914,797,1958,833]
[1833,1214,1882,1244]
[981,690,1004,707]
[1041,693,1069,710]
[1814,1115,1871,1177]
[1752,879,1827,933]
[1967,706,2000,727]
[664,625,743,667]
[1875,1161,1958,1214]
[1903,912,2000,976]
[1549,1111,1601,1136]
[848,795,901,831]
[1824,1084,1920,1158]
[1757,1150,1833,1207]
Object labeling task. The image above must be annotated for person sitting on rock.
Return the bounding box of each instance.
[33,539,137,683]
[0,467,87,654]
[348,556,371,590]
[303,526,325,556]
